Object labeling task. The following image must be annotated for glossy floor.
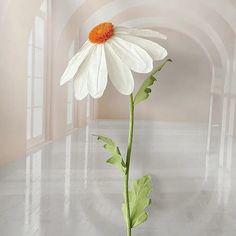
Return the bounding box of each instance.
[0,121,236,236]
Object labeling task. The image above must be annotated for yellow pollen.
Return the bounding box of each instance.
[89,22,114,44]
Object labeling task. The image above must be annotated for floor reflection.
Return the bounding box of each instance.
[64,135,71,217]
[84,125,90,189]
[24,150,42,235]
[0,120,235,235]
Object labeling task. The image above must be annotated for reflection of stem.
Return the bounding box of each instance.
[124,94,134,236]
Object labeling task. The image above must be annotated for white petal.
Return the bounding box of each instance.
[104,43,134,95]
[115,26,167,40]
[73,46,94,100]
[74,77,88,100]
[87,45,108,99]
[108,36,153,73]
[116,34,167,61]
[60,41,94,86]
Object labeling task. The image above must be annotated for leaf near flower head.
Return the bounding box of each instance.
[134,58,172,105]
[134,75,156,105]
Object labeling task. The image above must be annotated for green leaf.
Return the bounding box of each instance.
[95,135,126,173]
[122,175,152,228]
[134,58,172,105]
[134,75,156,105]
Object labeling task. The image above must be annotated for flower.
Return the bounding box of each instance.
[60,22,167,100]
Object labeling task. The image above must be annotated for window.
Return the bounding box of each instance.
[27,1,47,147]
[67,41,75,129]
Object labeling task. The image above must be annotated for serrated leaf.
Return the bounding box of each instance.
[106,155,125,172]
[122,175,152,228]
[134,75,156,105]
[134,59,172,105]
[97,135,115,146]
[95,135,126,173]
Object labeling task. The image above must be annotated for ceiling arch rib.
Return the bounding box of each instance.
[57,0,235,96]
[204,0,236,34]
[82,6,228,59]
[121,17,227,96]
[80,6,228,76]
[59,0,235,61]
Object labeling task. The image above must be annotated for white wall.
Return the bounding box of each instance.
[95,28,212,122]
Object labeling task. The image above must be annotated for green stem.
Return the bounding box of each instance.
[124,94,134,236]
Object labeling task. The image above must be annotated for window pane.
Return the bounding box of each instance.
[67,82,73,103]
[28,31,33,45]
[27,45,32,77]
[33,108,43,138]
[35,16,44,49]
[35,48,44,77]
[40,0,47,14]
[67,81,73,125]
[67,103,73,125]
[27,5,47,145]
[27,78,32,108]
[27,108,31,140]
[66,41,75,127]
[34,79,44,107]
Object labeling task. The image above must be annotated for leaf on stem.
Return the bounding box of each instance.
[122,175,152,228]
[134,58,172,105]
[95,135,126,174]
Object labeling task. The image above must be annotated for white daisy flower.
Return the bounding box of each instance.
[60,22,167,100]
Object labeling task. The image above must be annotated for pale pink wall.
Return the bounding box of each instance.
[94,28,212,122]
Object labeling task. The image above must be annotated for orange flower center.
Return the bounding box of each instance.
[89,22,114,44]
